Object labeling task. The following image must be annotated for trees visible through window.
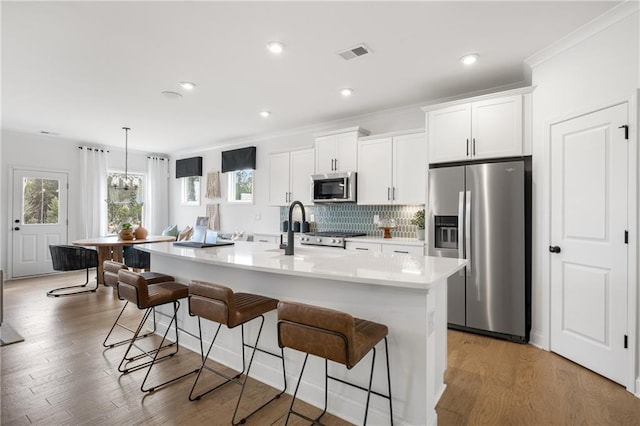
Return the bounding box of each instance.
[182,176,200,205]
[227,170,254,203]
[107,172,144,234]
[22,178,59,224]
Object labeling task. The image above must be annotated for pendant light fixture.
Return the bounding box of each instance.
[112,126,138,191]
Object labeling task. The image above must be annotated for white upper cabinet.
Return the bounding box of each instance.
[427,103,472,164]
[426,89,529,164]
[314,127,369,174]
[268,148,314,206]
[358,131,426,205]
[289,148,314,204]
[471,96,523,160]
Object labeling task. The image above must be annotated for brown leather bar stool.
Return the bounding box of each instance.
[188,280,287,425]
[116,269,198,393]
[277,301,393,425]
[102,260,175,348]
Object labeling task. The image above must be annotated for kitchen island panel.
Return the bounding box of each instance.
[139,242,464,426]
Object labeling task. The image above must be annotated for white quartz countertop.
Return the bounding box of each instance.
[137,241,465,290]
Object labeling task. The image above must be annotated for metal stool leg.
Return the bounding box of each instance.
[384,337,394,425]
[139,301,198,393]
[188,319,237,401]
[231,316,287,425]
[363,347,377,425]
[117,307,178,371]
[103,303,157,348]
[285,353,309,426]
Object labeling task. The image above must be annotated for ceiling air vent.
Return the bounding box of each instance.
[338,44,371,60]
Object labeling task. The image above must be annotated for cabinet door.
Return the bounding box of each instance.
[471,95,523,159]
[315,135,335,174]
[358,137,392,205]
[316,132,359,174]
[268,152,290,206]
[428,103,471,164]
[393,133,426,204]
[334,132,358,172]
[290,148,314,205]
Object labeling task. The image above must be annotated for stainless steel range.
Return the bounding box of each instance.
[300,231,366,248]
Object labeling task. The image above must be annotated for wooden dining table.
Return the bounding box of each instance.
[71,235,175,285]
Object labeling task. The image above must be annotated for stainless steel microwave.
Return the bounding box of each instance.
[311,172,357,203]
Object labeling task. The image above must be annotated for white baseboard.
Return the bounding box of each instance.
[528,331,546,350]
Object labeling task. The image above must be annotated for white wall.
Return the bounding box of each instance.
[168,106,425,234]
[0,129,154,277]
[528,4,639,387]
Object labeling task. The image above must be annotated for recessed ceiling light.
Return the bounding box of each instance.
[266,41,284,54]
[161,91,183,100]
[340,88,353,97]
[180,81,196,90]
[460,54,478,65]
[260,110,271,118]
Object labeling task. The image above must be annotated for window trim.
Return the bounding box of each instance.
[181,176,201,206]
[227,169,254,205]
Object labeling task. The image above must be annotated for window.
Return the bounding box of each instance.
[22,177,60,224]
[227,170,254,204]
[182,176,201,205]
[106,172,144,234]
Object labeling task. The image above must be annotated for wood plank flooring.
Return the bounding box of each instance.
[2,271,640,425]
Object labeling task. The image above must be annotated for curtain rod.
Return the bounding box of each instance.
[147,156,168,160]
[78,146,109,153]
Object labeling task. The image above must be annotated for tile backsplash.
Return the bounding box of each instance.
[280,204,424,239]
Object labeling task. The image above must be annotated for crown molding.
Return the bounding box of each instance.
[525,0,639,69]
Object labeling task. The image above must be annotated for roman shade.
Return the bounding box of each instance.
[176,156,203,178]
[221,147,256,173]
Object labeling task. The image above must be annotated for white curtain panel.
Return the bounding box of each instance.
[79,147,108,238]
[145,157,169,235]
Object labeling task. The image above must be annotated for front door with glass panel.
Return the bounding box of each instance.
[12,169,69,277]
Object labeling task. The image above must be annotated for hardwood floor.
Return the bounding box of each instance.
[2,271,640,425]
[439,331,640,425]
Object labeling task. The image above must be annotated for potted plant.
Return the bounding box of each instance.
[411,209,425,240]
[119,222,135,241]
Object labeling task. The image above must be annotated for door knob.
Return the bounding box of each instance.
[14,227,20,231]
[549,245,561,253]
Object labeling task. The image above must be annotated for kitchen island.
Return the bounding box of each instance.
[137,241,466,426]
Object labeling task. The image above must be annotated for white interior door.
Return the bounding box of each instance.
[12,169,69,277]
[550,103,628,386]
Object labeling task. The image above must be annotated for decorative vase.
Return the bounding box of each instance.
[119,229,135,241]
[134,224,148,240]
[416,229,425,241]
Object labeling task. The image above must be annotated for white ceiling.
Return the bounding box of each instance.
[1,1,619,154]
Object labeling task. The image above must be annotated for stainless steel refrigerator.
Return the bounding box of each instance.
[428,158,531,342]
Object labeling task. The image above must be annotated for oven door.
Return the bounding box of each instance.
[312,172,356,203]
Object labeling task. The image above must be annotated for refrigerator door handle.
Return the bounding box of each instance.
[465,190,471,276]
[457,191,465,259]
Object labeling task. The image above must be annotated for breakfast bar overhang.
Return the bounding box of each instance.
[137,241,466,426]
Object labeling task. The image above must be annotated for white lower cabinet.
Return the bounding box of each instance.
[345,241,424,255]
[382,244,424,256]
[345,241,382,252]
[253,233,280,244]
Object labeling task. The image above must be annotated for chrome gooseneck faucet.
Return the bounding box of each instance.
[285,200,306,255]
